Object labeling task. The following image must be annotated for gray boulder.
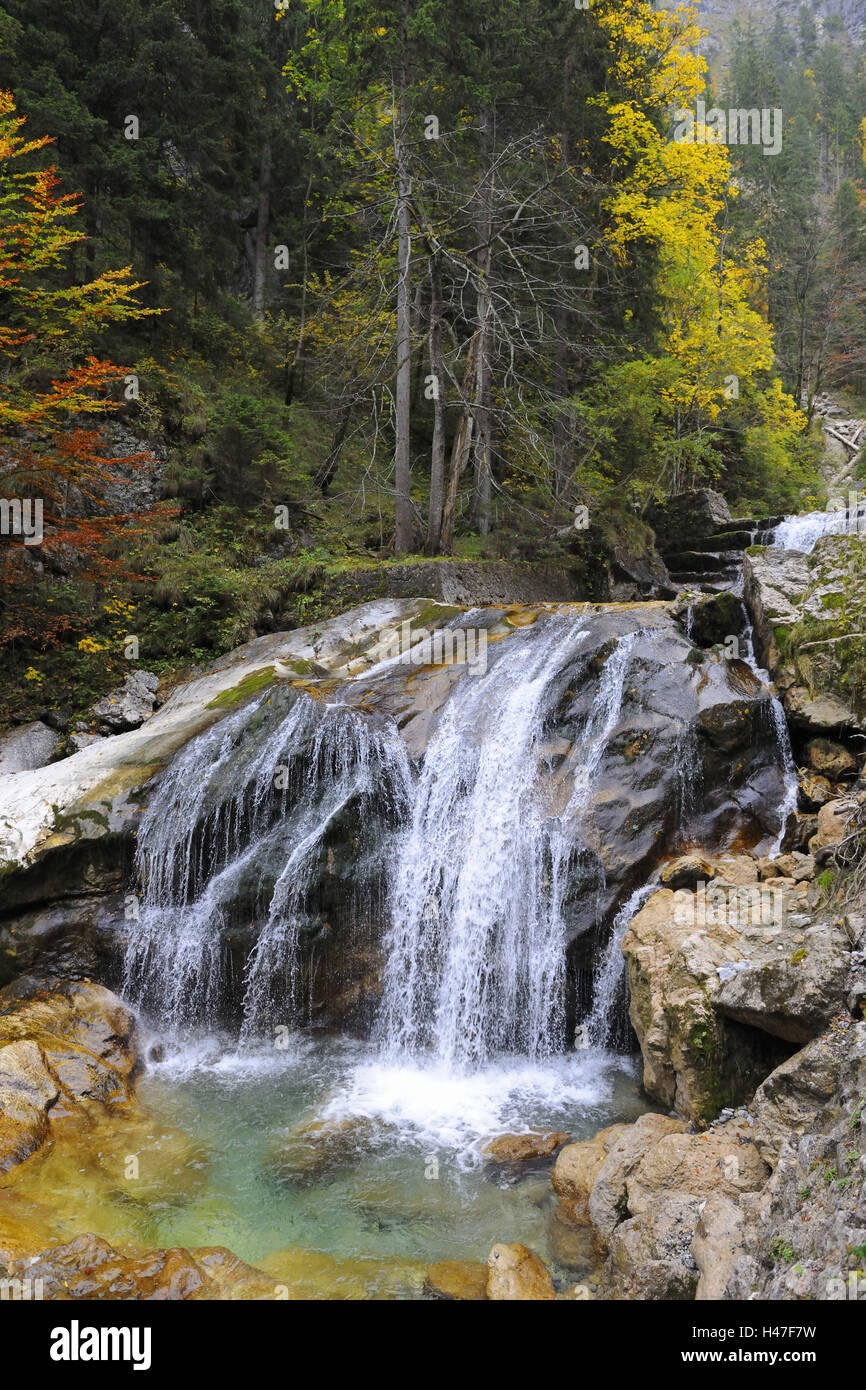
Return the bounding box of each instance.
[0,722,60,774]
[91,670,159,732]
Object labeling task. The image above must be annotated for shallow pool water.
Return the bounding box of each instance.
[2,1025,653,1297]
[130,1031,651,1282]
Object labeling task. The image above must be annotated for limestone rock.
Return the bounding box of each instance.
[807,738,857,780]
[425,1260,488,1300]
[552,1123,628,1220]
[749,1017,866,1166]
[0,1039,58,1171]
[0,722,60,774]
[692,1194,747,1300]
[622,887,849,1122]
[483,1130,570,1165]
[744,539,864,733]
[92,669,160,733]
[587,1113,686,1241]
[486,1243,556,1300]
[811,797,857,852]
[723,1020,866,1300]
[625,1123,769,1215]
[0,978,141,1173]
[715,917,850,1043]
[600,1193,702,1300]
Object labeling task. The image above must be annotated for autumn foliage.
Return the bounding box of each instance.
[0,89,163,646]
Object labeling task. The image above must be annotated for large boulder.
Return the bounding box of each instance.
[621,886,855,1123]
[0,978,141,1172]
[0,722,60,775]
[91,670,160,732]
[723,1020,866,1301]
[554,1110,769,1302]
[588,1113,686,1239]
[552,1123,629,1222]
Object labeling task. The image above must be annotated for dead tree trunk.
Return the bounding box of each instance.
[426,250,446,555]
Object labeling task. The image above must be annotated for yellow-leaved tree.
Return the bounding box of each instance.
[591,0,806,496]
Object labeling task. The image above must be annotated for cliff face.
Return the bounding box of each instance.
[696,0,866,69]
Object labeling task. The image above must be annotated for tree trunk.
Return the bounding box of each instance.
[426,251,446,555]
[440,333,479,554]
[317,389,355,493]
[286,166,313,406]
[252,138,272,322]
[393,9,413,555]
[553,53,573,502]
[470,108,493,535]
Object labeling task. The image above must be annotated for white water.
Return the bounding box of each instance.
[738,608,799,857]
[377,621,638,1068]
[123,693,412,1031]
[586,883,656,1048]
[772,501,865,553]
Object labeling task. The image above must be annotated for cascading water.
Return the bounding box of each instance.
[123,690,412,1032]
[585,883,656,1048]
[377,621,639,1069]
[771,501,865,554]
[738,607,799,856]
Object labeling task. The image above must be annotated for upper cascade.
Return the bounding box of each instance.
[771,501,866,554]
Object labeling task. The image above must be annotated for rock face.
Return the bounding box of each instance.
[723,1019,866,1301]
[0,722,60,774]
[91,669,160,732]
[648,489,732,544]
[486,1243,556,1300]
[550,1110,769,1301]
[621,883,860,1124]
[0,977,141,1172]
[744,537,865,732]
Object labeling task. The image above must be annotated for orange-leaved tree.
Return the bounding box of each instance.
[0,89,163,648]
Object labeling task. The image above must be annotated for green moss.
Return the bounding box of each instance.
[411,601,466,629]
[205,665,276,709]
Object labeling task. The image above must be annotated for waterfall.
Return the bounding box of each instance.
[376,622,639,1069]
[772,502,865,554]
[122,599,795,1072]
[586,883,655,1048]
[123,690,412,1031]
[739,607,798,856]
